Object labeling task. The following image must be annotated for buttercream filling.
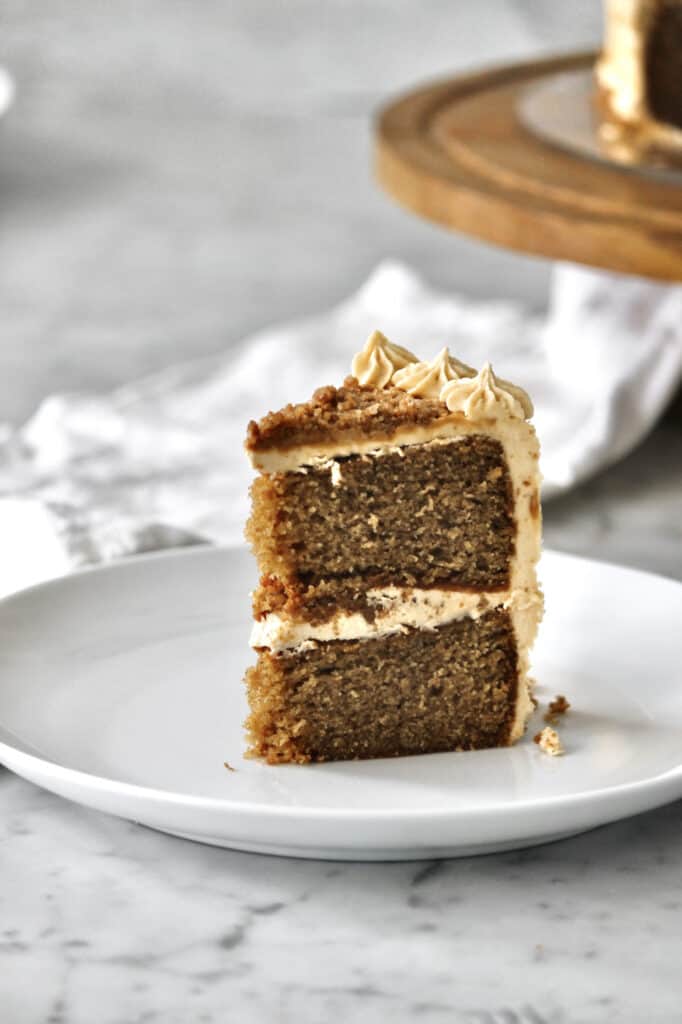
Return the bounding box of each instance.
[251,585,541,651]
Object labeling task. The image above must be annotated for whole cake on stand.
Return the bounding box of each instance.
[597,0,682,155]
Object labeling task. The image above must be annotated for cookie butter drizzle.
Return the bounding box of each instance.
[249,332,542,743]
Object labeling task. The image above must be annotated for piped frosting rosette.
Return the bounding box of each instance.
[351,331,533,420]
[351,330,417,388]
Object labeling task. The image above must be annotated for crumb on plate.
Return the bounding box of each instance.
[544,693,571,724]
[533,726,564,757]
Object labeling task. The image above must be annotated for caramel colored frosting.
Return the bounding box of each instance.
[350,333,533,421]
[391,347,475,399]
[351,330,417,388]
[441,362,533,420]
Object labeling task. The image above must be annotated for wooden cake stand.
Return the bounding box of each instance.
[375,52,682,282]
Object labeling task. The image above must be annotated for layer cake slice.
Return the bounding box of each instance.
[243,332,543,764]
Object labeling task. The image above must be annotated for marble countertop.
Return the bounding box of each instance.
[3,777,681,1024]
[1,3,681,1022]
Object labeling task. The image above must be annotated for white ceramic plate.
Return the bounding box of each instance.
[0,547,680,861]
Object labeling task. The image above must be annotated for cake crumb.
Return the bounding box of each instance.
[544,694,571,724]
[223,761,237,772]
[534,726,564,757]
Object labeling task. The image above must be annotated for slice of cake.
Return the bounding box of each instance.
[243,331,543,764]
[596,0,682,155]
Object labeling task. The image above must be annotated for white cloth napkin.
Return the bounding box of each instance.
[1,260,680,598]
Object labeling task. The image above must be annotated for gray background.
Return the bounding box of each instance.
[1,0,600,424]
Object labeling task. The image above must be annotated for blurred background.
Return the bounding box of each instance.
[0,0,603,424]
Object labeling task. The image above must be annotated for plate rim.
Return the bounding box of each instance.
[0,544,681,824]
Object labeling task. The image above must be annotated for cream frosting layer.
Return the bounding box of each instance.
[250,585,540,651]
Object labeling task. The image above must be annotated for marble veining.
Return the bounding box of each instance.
[2,771,682,1024]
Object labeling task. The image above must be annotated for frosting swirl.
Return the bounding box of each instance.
[351,330,417,388]
[440,362,532,420]
[391,347,475,399]
[493,373,534,419]
[350,335,533,419]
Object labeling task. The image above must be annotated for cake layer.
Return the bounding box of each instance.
[246,435,515,590]
[245,610,520,764]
